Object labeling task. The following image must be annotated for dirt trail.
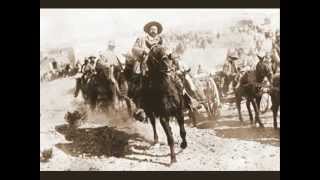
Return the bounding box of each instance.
[40,78,279,171]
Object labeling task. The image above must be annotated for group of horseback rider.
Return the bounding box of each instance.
[74,20,279,120]
[74,21,200,112]
[220,29,280,98]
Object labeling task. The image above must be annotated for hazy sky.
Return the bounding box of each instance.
[40,9,279,49]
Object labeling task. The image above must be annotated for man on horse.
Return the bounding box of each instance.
[82,56,96,76]
[97,41,121,81]
[88,56,96,69]
[127,21,164,108]
[83,56,96,80]
[95,40,123,106]
[221,51,239,97]
[132,21,164,75]
[74,57,96,98]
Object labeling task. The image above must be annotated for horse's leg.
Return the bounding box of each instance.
[110,83,119,113]
[74,78,80,97]
[89,94,97,111]
[123,96,133,116]
[252,98,264,128]
[184,93,197,127]
[222,76,229,96]
[256,94,262,112]
[271,93,279,129]
[188,107,197,127]
[246,98,254,124]
[176,111,187,149]
[159,116,177,164]
[149,113,158,144]
[272,103,279,129]
[87,82,97,111]
[235,91,244,123]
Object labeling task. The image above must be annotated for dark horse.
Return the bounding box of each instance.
[142,45,188,164]
[234,56,273,128]
[74,63,133,116]
[87,67,119,113]
[74,64,119,114]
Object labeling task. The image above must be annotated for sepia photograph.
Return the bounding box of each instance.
[40,9,280,171]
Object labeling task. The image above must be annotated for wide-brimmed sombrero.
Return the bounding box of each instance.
[228,53,239,60]
[88,56,96,60]
[144,21,163,34]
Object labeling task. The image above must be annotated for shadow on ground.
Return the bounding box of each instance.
[184,110,219,129]
[194,106,280,147]
[54,123,182,167]
[215,126,280,147]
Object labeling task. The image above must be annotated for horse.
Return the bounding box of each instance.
[142,44,188,164]
[86,65,119,113]
[234,56,273,128]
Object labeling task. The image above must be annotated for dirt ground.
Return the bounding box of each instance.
[40,77,280,171]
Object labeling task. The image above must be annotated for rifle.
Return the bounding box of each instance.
[116,56,125,72]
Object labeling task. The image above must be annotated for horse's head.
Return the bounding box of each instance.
[95,62,110,80]
[147,44,172,74]
[178,68,191,81]
[149,44,169,61]
[255,54,273,83]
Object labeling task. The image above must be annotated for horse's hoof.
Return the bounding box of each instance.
[170,158,177,164]
[259,124,265,128]
[153,139,159,146]
[273,123,278,129]
[180,141,187,149]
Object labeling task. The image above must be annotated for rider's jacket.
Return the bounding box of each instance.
[131,34,163,74]
[223,60,238,77]
[81,63,90,73]
[100,49,119,67]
